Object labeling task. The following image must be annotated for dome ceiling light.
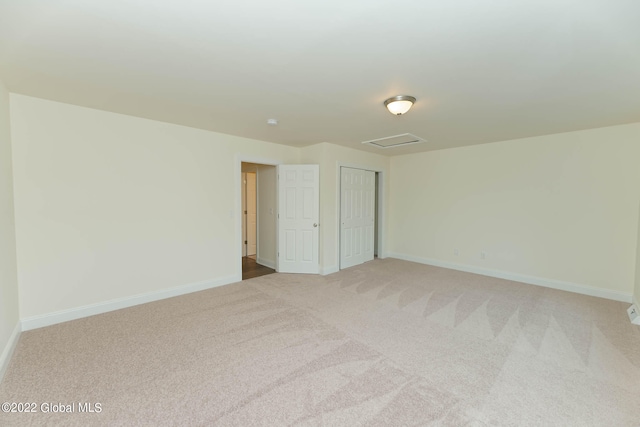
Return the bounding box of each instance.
[384,95,416,115]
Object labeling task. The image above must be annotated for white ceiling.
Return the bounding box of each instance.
[1,0,640,155]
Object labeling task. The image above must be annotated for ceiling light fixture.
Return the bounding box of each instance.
[384,95,416,115]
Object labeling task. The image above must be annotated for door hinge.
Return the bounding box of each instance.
[244,240,247,244]
[244,210,247,214]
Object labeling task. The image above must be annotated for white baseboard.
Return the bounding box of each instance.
[0,322,21,383]
[256,257,275,269]
[320,265,339,276]
[21,274,240,331]
[388,252,632,303]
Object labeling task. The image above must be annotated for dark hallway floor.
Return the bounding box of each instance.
[242,255,275,280]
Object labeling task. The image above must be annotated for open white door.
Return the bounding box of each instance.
[340,167,375,269]
[278,165,319,274]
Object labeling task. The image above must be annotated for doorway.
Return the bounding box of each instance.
[241,162,276,280]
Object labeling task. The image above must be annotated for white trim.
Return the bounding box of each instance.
[256,257,275,269]
[0,322,21,383]
[21,274,239,331]
[255,169,260,261]
[388,252,632,303]
[320,265,339,276]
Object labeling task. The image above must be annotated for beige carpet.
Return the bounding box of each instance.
[1,258,639,426]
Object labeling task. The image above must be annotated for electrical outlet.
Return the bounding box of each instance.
[454,249,459,256]
[628,305,640,325]
[480,252,486,260]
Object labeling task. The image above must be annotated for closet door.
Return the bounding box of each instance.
[340,167,375,269]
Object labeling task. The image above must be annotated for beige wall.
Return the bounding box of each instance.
[389,123,640,300]
[300,142,390,273]
[7,90,640,329]
[257,165,277,268]
[0,79,20,378]
[10,94,299,320]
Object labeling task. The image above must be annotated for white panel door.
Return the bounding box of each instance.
[340,167,375,269]
[277,165,319,274]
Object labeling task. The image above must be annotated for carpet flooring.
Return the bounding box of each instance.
[1,258,639,426]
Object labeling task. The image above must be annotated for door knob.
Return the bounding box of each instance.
[313,223,318,227]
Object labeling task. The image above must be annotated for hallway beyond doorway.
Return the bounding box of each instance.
[242,255,275,280]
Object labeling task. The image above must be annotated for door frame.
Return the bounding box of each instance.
[336,162,387,271]
[241,172,247,258]
[235,156,280,281]
[244,171,257,257]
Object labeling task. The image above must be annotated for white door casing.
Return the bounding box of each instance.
[246,172,257,256]
[241,172,247,257]
[340,167,375,269]
[277,165,319,274]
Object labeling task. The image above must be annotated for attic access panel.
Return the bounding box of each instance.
[361,133,427,149]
